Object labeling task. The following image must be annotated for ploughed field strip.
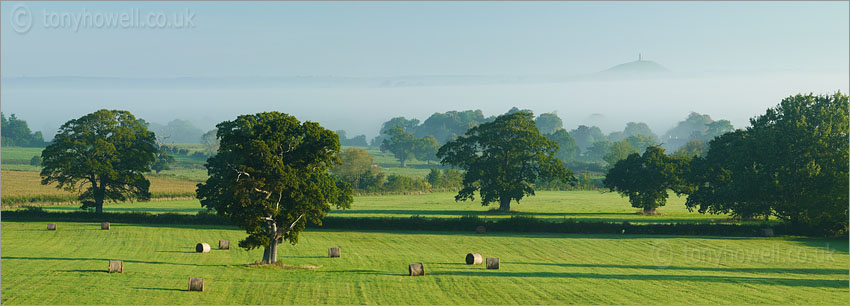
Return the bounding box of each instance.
[28,191,757,224]
[1,221,846,305]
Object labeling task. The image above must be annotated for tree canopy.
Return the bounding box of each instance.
[603,146,689,214]
[569,125,607,152]
[40,109,157,213]
[332,147,376,189]
[545,129,580,162]
[380,125,417,168]
[661,112,733,151]
[414,135,440,164]
[1,113,46,147]
[684,93,848,235]
[438,111,574,211]
[535,112,563,135]
[196,112,353,264]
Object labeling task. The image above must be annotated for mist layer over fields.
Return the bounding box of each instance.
[2,71,846,140]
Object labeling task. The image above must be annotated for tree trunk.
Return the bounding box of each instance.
[94,196,104,214]
[499,197,511,211]
[400,159,407,168]
[262,237,280,264]
[643,207,657,215]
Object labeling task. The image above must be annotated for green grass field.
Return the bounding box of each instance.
[0,147,42,161]
[30,191,755,224]
[1,221,846,304]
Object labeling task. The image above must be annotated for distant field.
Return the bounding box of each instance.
[1,147,43,164]
[1,170,198,206]
[25,191,761,224]
[2,221,846,305]
[357,147,440,178]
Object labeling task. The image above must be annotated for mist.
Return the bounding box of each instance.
[2,70,847,141]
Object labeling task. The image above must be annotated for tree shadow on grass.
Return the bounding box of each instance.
[58,269,105,273]
[511,262,848,275]
[320,269,399,276]
[4,256,229,267]
[437,270,847,288]
[133,287,184,292]
[155,250,197,254]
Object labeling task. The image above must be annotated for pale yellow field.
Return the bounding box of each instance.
[1,170,198,204]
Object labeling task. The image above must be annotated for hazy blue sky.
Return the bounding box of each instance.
[1,2,848,139]
[3,1,847,77]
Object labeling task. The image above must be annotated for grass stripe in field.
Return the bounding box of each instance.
[1,221,846,305]
[18,191,762,225]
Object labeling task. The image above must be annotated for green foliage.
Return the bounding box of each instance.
[602,140,637,166]
[438,111,575,211]
[332,147,377,189]
[40,109,157,214]
[673,139,708,158]
[336,130,369,147]
[623,122,658,141]
[535,112,563,135]
[569,125,607,152]
[425,168,464,189]
[146,119,204,144]
[380,125,417,167]
[371,116,419,146]
[625,134,658,153]
[414,110,489,143]
[196,112,353,263]
[152,148,175,174]
[1,113,46,147]
[662,112,734,151]
[604,146,690,213]
[583,140,611,163]
[414,135,440,164]
[29,155,42,166]
[544,129,580,162]
[685,93,849,236]
[200,128,219,155]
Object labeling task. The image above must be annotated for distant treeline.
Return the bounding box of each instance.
[361,107,733,170]
[1,113,47,147]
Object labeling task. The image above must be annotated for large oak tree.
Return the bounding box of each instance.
[196,112,352,264]
[603,146,690,214]
[40,109,157,214]
[437,112,574,211]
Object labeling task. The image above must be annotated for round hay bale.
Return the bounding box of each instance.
[218,240,230,250]
[188,278,204,291]
[465,253,483,265]
[486,257,500,270]
[409,263,425,276]
[47,223,57,230]
[195,243,211,253]
[328,247,341,258]
[475,225,486,234]
[108,260,123,273]
[101,222,110,230]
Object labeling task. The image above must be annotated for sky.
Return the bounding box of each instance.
[1,1,848,140]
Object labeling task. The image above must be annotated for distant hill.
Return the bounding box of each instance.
[597,59,671,79]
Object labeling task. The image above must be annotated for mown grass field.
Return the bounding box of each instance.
[1,221,846,305]
[28,191,753,224]
[0,147,43,163]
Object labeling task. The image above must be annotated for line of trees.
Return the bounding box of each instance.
[331,147,463,193]
[604,93,849,236]
[1,113,46,147]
